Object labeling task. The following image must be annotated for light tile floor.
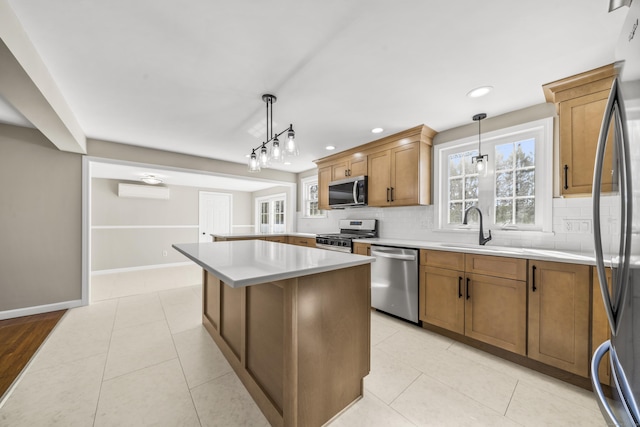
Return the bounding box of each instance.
[0,266,606,426]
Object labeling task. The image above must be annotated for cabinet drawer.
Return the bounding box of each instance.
[465,254,527,281]
[420,250,465,270]
[288,237,315,247]
[265,236,287,243]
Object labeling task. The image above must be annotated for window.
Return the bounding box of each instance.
[301,176,325,218]
[435,118,552,232]
[255,193,287,233]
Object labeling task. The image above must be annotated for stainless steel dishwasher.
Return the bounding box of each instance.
[370,245,419,323]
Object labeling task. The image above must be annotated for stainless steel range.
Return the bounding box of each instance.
[315,219,378,253]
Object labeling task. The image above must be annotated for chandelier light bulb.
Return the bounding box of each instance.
[270,136,283,162]
[476,158,485,172]
[248,150,260,172]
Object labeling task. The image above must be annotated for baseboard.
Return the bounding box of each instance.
[0,299,83,321]
[91,261,194,276]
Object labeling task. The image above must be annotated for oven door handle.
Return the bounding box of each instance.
[370,250,416,261]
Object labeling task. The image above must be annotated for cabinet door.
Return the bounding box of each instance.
[367,150,391,206]
[353,242,370,256]
[420,266,464,334]
[528,261,590,376]
[592,266,612,385]
[331,160,349,181]
[390,142,419,206]
[349,156,368,177]
[318,166,331,210]
[465,273,527,355]
[560,91,613,195]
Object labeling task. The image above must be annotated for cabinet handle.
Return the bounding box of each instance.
[532,265,537,292]
[386,188,390,202]
[345,169,349,177]
[458,277,463,298]
[466,277,470,300]
[390,187,394,202]
[563,165,569,190]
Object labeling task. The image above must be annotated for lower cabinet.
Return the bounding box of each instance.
[592,266,612,385]
[287,236,316,247]
[527,260,591,377]
[352,242,371,256]
[420,251,527,355]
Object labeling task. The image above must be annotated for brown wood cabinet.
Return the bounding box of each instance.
[368,142,423,207]
[265,236,287,243]
[527,260,591,377]
[419,251,527,354]
[331,155,368,180]
[318,166,331,210]
[352,242,371,256]
[464,254,527,355]
[543,64,617,196]
[592,266,612,385]
[315,125,435,209]
[287,236,316,247]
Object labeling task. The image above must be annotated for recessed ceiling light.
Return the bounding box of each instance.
[325,145,336,150]
[284,161,291,165]
[371,127,384,134]
[466,86,493,98]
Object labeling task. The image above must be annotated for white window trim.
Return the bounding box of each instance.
[433,117,553,233]
[300,175,326,218]
[254,192,287,233]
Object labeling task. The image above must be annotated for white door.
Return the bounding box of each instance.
[199,192,232,242]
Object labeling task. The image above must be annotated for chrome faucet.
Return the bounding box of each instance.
[463,206,492,246]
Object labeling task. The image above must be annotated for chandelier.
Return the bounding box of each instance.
[248,94,297,172]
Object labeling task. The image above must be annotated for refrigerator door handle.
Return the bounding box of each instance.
[592,77,633,336]
[591,341,621,426]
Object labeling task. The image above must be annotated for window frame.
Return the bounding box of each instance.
[300,175,326,218]
[433,117,553,233]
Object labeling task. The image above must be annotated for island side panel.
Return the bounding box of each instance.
[203,271,220,331]
[295,264,371,427]
[246,283,285,414]
[220,283,244,359]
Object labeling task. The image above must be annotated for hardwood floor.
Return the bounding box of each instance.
[0,310,66,399]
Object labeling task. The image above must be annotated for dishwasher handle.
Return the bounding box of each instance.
[370,250,416,261]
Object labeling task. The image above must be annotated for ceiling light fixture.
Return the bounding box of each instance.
[248,94,297,172]
[466,86,493,98]
[471,113,488,175]
[371,127,384,134]
[141,174,163,185]
[325,145,336,151]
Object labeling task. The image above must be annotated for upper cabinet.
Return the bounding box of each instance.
[331,154,368,180]
[542,64,617,196]
[315,125,436,208]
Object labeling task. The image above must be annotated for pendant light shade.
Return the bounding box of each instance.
[248,149,261,172]
[471,113,488,176]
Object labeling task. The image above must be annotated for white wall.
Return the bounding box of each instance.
[91,178,252,272]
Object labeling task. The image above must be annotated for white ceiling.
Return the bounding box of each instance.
[0,0,630,174]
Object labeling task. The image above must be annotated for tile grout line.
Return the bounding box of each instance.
[92,298,120,427]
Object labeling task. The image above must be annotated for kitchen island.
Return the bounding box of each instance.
[172,241,374,427]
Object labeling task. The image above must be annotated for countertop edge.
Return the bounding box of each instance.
[353,238,597,266]
[173,242,373,288]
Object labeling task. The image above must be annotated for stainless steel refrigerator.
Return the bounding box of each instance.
[591,1,640,425]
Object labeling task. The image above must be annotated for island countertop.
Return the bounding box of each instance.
[173,240,374,288]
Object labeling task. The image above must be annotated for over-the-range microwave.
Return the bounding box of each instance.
[328,175,367,208]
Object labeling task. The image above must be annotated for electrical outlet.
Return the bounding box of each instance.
[562,219,592,234]
[162,250,168,257]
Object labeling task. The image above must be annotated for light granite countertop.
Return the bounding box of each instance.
[173,240,373,288]
[210,232,315,239]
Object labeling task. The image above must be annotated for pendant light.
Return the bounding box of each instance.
[248,94,297,172]
[471,113,488,175]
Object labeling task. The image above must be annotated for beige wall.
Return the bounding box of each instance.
[0,124,82,312]
[91,178,252,271]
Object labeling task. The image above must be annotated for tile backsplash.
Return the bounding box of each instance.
[297,196,618,254]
